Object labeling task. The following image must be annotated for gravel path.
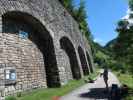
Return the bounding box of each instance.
[60,70,120,100]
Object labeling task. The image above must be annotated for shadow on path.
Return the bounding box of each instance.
[79,87,110,99]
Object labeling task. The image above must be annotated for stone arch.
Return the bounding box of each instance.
[60,36,81,80]
[2,11,60,87]
[86,51,93,73]
[78,46,89,75]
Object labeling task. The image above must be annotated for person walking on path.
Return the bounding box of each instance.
[100,68,109,91]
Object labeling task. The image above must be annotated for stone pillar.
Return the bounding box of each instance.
[0,66,5,97]
[89,52,95,72]
[75,47,84,78]
[84,50,91,74]
[0,15,5,99]
[0,15,2,33]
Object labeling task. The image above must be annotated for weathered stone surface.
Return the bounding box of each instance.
[0,0,94,98]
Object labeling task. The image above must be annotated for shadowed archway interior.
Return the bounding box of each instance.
[2,11,60,87]
[78,46,89,75]
[60,37,81,80]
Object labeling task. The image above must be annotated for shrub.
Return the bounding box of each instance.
[17,92,22,97]
[5,96,16,100]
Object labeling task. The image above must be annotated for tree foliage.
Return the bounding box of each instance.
[59,0,74,14]
[59,0,92,42]
[129,0,133,10]
[103,0,133,74]
[114,19,133,73]
[104,1,133,74]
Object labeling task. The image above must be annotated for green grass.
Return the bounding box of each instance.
[114,71,133,100]
[6,69,100,100]
[18,80,84,100]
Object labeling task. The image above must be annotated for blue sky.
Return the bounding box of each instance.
[74,0,128,46]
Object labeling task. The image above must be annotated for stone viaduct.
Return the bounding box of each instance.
[0,0,94,98]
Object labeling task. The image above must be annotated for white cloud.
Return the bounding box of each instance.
[93,38,105,46]
[93,38,103,43]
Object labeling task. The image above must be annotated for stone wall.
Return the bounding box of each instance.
[0,32,46,97]
[0,0,94,98]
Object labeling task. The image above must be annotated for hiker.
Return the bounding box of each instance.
[110,84,121,100]
[100,68,109,91]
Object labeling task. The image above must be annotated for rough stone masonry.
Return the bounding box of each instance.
[0,0,94,98]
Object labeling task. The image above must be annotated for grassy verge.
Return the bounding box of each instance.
[6,69,100,100]
[18,80,84,100]
[114,71,133,100]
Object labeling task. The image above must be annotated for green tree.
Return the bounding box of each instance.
[112,17,133,74]
[59,0,92,42]
[59,0,74,13]
[105,0,133,74]
[129,0,133,10]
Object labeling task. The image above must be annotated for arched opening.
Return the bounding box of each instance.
[78,46,89,75]
[60,37,81,80]
[2,11,60,87]
[86,52,93,73]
